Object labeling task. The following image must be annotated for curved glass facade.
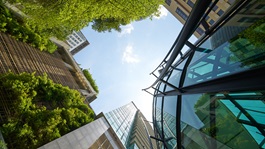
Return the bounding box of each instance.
[150,0,265,149]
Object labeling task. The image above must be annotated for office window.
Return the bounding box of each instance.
[176,8,188,20]
[209,19,215,25]
[165,0,171,6]
[213,5,218,12]
[228,0,235,5]
[196,27,204,35]
[187,0,194,8]
[205,15,210,21]
[217,9,224,16]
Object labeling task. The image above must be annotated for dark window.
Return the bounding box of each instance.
[187,0,194,8]
[238,17,260,23]
[228,0,235,5]
[196,27,204,35]
[213,5,218,12]
[217,9,224,16]
[176,8,188,20]
[205,15,210,21]
[209,19,215,25]
[255,4,265,9]
[165,0,171,6]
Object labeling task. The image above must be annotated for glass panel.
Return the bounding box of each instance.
[184,16,265,86]
[158,82,165,93]
[165,58,187,91]
[155,97,163,137]
[181,91,264,149]
[163,96,177,148]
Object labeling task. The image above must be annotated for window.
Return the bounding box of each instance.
[205,15,210,21]
[176,8,188,21]
[165,0,171,6]
[213,5,218,12]
[209,19,215,25]
[187,0,194,8]
[228,0,235,5]
[196,27,204,35]
[217,9,224,16]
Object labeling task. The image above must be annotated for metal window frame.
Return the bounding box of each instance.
[146,0,265,149]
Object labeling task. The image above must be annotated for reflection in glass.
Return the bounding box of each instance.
[180,92,264,149]
[163,96,177,148]
[166,58,187,92]
[184,18,265,86]
[152,1,265,149]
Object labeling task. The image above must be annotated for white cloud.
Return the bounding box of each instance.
[153,5,168,20]
[122,45,140,64]
[118,24,134,37]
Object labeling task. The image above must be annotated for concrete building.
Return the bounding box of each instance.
[146,0,265,148]
[38,117,124,149]
[66,31,89,55]
[164,0,235,38]
[104,102,157,149]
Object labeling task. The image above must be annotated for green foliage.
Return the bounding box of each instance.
[0,3,57,53]
[194,94,210,110]
[239,17,265,47]
[82,69,99,93]
[0,140,7,149]
[6,0,163,37]
[0,72,94,149]
[91,18,126,33]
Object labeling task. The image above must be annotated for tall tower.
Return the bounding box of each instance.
[104,102,157,149]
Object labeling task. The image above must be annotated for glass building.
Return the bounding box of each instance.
[144,0,265,149]
[104,102,157,149]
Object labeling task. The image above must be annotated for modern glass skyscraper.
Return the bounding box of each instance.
[104,102,157,149]
[144,0,265,149]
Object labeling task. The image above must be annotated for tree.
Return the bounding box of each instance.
[0,72,94,149]
[5,0,163,38]
[0,3,57,53]
[91,18,127,33]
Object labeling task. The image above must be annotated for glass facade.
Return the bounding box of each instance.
[149,0,265,149]
[104,102,138,147]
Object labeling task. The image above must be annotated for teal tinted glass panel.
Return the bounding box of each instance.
[184,17,265,86]
[181,92,264,149]
[221,95,265,149]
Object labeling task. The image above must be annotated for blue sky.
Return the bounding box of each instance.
[74,6,190,121]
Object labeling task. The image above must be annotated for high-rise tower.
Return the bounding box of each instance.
[104,102,157,149]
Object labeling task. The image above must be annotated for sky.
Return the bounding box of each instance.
[74,6,188,121]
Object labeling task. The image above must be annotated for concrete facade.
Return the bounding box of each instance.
[164,0,234,38]
[66,31,90,55]
[38,117,124,149]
